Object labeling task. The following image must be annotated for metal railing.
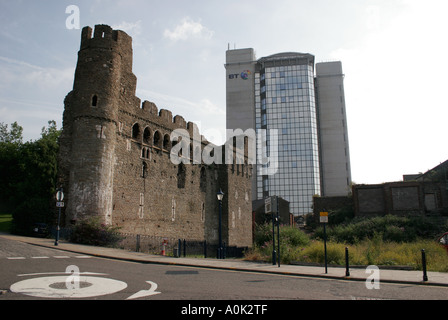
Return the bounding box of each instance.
[117,233,248,259]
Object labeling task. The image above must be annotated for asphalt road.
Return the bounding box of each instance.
[0,236,447,315]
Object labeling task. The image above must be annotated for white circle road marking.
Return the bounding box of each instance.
[10,275,128,299]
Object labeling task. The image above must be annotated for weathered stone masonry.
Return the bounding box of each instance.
[58,25,253,248]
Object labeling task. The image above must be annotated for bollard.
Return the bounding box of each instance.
[183,239,186,257]
[177,239,181,258]
[345,247,350,277]
[422,249,428,282]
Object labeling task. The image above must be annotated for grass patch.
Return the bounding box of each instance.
[0,213,12,233]
[245,223,448,272]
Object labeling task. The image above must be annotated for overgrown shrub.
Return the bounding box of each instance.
[313,215,448,244]
[246,219,448,272]
[250,223,310,264]
[253,224,310,248]
[69,217,122,247]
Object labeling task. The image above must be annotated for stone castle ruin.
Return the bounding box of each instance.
[58,25,253,248]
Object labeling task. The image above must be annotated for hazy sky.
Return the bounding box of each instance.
[0,0,447,184]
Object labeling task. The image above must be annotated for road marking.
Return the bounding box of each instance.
[18,272,108,277]
[10,275,128,299]
[126,281,161,300]
[5,255,92,260]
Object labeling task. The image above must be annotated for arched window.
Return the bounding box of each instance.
[143,127,151,145]
[132,123,140,140]
[153,131,161,148]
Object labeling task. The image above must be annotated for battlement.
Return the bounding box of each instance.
[80,24,132,52]
[60,24,254,248]
[132,100,205,143]
[130,100,254,163]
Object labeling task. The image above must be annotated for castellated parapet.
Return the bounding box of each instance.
[58,25,253,247]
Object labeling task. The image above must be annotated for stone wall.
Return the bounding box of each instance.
[58,25,253,248]
[353,181,448,216]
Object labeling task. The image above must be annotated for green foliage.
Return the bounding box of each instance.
[254,223,310,248]
[0,121,61,235]
[248,219,448,272]
[69,217,122,247]
[328,206,354,226]
[0,213,12,233]
[0,121,23,144]
[296,241,346,265]
[251,223,310,264]
[313,215,448,244]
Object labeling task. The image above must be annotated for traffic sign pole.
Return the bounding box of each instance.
[276,197,280,268]
[320,212,329,274]
[55,188,64,246]
[323,222,328,274]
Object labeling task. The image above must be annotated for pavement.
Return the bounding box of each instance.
[2,233,448,287]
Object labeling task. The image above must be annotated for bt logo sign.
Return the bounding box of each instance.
[229,70,251,80]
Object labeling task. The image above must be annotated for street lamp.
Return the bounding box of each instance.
[217,189,224,259]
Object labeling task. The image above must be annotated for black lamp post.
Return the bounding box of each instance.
[217,189,224,259]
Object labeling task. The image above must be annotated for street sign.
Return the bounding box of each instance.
[56,202,65,208]
[265,197,271,214]
[56,190,64,201]
[320,212,328,223]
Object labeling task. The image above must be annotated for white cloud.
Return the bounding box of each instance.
[0,56,73,90]
[163,17,214,41]
[112,20,143,36]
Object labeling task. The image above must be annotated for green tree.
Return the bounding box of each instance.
[0,121,23,144]
[0,121,61,235]
[0,122,24,210]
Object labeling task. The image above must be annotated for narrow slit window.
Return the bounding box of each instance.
[91,95,98,107]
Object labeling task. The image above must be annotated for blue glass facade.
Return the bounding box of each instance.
[255,54,321,216]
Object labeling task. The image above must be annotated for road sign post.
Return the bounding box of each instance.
[55,189,64,246]
[320,212,329,273]
[266,196,280,266]
[276,197,280,268]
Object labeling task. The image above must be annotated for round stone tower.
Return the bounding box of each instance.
[60,25,137,225]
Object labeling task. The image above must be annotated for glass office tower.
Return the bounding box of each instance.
[226,49,351,217]
[255,53,321,216]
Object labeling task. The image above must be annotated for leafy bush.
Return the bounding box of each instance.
[296,241,346,265]
[69,217,122,247]
[253,224,310,248]
[247,219,448,272]
[313,215,448,244]
[250,223,310,264]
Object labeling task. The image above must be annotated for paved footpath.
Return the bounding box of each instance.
[1,233,448,287]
